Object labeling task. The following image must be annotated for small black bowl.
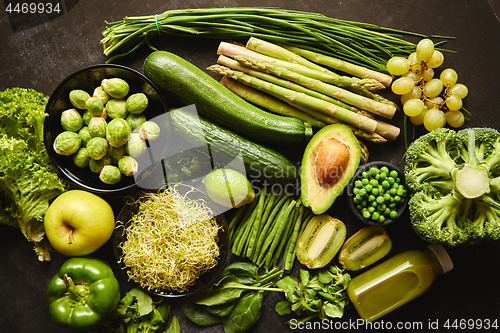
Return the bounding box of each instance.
[347,161,409,226]
[43,64,169,196]
[113,184,230,298]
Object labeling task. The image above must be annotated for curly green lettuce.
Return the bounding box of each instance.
[0,88,67,261]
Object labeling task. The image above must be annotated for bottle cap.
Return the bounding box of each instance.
[427,244,454,274]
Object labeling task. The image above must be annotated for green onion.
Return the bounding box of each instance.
[101,7,429,72]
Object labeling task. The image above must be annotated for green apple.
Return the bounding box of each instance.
[44,190,115,256]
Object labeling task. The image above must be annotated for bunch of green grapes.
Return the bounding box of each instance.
[386,38,468,131]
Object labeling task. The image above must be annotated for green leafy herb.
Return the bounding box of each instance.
[275,265,351,324]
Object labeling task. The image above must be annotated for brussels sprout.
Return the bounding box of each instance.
[53,131,81,156]
[125,132,147,158]
[118,156,139,177]
[88,155,111,173]
[138,121,161,141]
[60,108,83,132]
[106,118,131,148]
[106,99,128,119]
[69,89,90,109]
[85,96,104,117]
[78,126,92,146]
[101,78,129,99]
[99,165,122,184]
[86,137,109,160]
[73,147,91,168]
[108,145,126,164]
[82,110,92,125]
[126,113,147,130]
[88,117,107,138]
[93,86,111,104]
[126,93,148,115]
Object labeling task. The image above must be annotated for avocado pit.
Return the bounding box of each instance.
[315,138,351,186]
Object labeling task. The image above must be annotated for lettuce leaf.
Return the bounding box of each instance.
[0,88,67,261]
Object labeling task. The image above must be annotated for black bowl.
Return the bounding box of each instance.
[347,161,409,226]
[43,64,169,196]
[113,184,230,298]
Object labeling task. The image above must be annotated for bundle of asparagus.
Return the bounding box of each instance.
[207,37,402,143]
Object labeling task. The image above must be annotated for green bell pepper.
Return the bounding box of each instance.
[46,257,121,330]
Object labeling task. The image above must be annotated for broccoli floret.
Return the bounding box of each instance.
[405,127,500,246]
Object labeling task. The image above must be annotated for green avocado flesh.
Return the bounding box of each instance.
[300,124,361,214]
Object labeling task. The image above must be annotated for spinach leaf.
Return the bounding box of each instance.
[222,290,265,333]
[165,316,181,333]
[180,299,222,326]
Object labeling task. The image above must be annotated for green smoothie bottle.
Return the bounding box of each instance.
[346,244,453,322]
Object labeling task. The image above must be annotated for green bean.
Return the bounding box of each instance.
[244,190,267,257]
[235,191,265,256]
[283,205,304,273]
[250,194,290,263]
[228,205,248,240]
[271,204,301,270]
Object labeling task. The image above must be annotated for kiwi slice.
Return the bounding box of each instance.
[296,214,346,269]
[338,226,392,271]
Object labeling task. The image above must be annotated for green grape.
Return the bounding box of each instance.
[400,86,422,105]
[423,78,443,98]
[423,108,446,131]
[422,67,434,82]
[416,38,435,62]
[440,68,458,86]
[445,94,463,111]
[408,52,422,74]
[410,106,428,126]
[449,83,468,99]
[391,77,415,95]
[424,96,444,110]
[403,98,425,117]
[446,110,465,128]
[402,70,421,83]
[427,50,445,69]
[387,57,411,76]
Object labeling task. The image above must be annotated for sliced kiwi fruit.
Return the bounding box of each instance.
[296,214,346,269]
[338,226,392,271]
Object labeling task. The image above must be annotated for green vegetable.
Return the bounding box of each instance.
[73,147,91,168]
[86,96,105,117]
[108,145,125,163]
[405,127,500,246]
[101,78,130,99]
[169,107,298,184]
[106,118,131,147]
[78,126,92,146]
[126,92,148,114]
[138,120,160,141]
[106,98,128,119]
[87,137,109,160]
[46,257,120,330]
[53,130,81,155]
[118,155,138,176]
[60,108,83,132]
[352,165,407,223]
[88,116,108,138]
[144,50,312,145]
[89,156,111,173]
[99,165,122,184]
[275,265,350,323]
[93,86,111,104]
[125,132,147,157]
[0,88,67,260]
[69,89,90,109]
[102,7,427,73]
[126,112,146,130]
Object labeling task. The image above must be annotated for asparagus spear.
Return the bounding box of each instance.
[217,55,367,115]
[281,44,394,88]
[217,42,384,94]
[233,54,396,119]
[220,76,326,128]
[246,37,387,91]
[208,64,380,135]
[221,76,387,142]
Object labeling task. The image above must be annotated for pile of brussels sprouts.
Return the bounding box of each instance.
[53,77,161,185]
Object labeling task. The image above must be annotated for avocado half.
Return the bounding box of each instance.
[300,124,361,214]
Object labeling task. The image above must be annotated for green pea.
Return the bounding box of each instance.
[363,211,371,219]
[376,196,385,204]
[390,210,398,219]
[372,188,379,196]
[378,215,386,223]
[368,194,376,202]
[365,184,373,192]
[389,188,397,196]
[390,170,399,178]
[381,166,390,174]
[359,188,367,197]
[355,179,363,188]
[368,206,375,213]
[372,212,380,220]
[369,179,379,187]
[382,180,391,189]
[370,167,379,176]
[384,207,391,216]
[362,171,369,178]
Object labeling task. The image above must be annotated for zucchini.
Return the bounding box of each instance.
[168,107,298,184]
[144,50,312,145]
